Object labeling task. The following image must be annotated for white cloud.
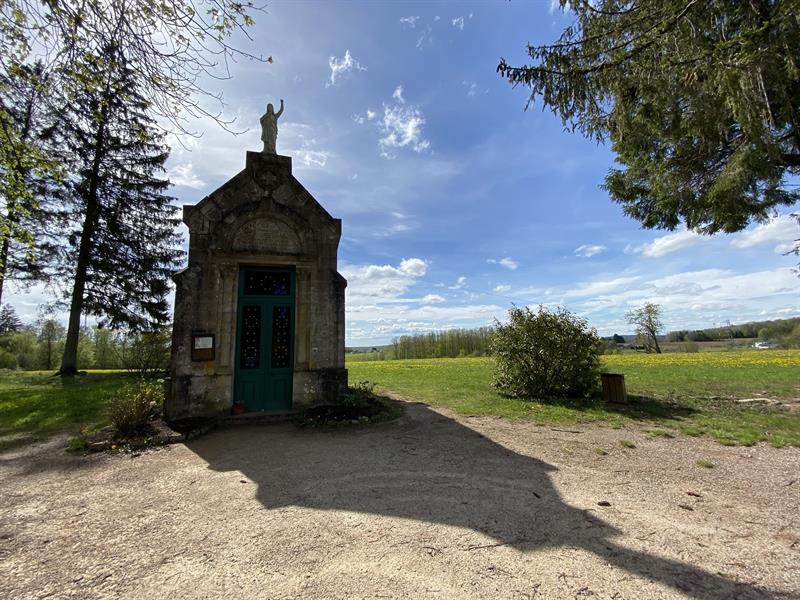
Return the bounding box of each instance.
[351,114,365,125]
[731,215,799,254]
[341,258,429,303]
[378,92,431,158]
[561,275,642,299]
[366,110,376,121]
[494,285,512,294]
[463,81,477,97]
[628,229,704,258]
[574,244,607,258]
[392,85,405,104]
[295,150,328,167]
[488,257,519,270]
[280,122,330,168]
[452,16,464,30]
[549,0,561,14]
[326,49,367,87]
[399,257,428,276]
[168,163,205,190]
[422,294,446,304]
[433,15,440,22]
[448,276,467,289]
[399,16,419,28]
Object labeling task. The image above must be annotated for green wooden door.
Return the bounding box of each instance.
[234,268,295,412]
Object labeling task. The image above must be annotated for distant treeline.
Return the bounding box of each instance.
[350,328,495,361]
[666,317,800,343]
[347,316,800,362]
[0,305,170,374]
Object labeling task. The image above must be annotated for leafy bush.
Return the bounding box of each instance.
[108,380,163,436]
[340,380,376,409]
[491,306,601,400]
[0,347,18,369]
[118,329,171,378]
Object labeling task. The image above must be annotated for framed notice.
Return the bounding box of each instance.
[191,334,215,362]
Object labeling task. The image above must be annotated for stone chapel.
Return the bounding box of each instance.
[165,102,347,420]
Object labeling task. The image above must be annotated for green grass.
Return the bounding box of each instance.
[0,370,131,449]
[347,354,800,447]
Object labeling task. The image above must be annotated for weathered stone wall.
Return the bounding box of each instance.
[166,152,347,420]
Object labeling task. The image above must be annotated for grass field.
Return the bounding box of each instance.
[0,370,130,449]
[348,351,800,447]
[1,351,799,449]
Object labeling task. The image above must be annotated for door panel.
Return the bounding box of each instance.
[234,268,295,412]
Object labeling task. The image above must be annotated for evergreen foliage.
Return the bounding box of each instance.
[0,304,22,333]
[498,1,800,237]
[55,45,183,375]
[491,306,601,400]
[0,61,61,304]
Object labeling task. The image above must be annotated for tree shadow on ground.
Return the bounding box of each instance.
[189,402,773,599]
[598,394,699,422]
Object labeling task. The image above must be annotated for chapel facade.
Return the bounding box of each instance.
[165,118,347,419]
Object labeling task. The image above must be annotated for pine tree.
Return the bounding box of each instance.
[56,45,183,375]
[0,304,22,333]
[0,61,61,305]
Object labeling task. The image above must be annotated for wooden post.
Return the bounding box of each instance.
[601,372,627,404]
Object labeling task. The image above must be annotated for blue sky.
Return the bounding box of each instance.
[8,0,800,344]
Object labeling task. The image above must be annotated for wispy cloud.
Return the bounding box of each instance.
[399,16,419,28]
[627,229,704,258]
[574,244,607,258]
[422,294,446,304]
[487,257,519,270]
[731,215,799,254]
[494,284,512,294]
[378,87,430,158]
[448,276,467,289]
[463,80,477,97]
[326,49,367,87]
[416,24,433,49]
[452,16,465,30]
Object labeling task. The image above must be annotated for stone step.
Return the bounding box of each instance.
[217,410,301,427]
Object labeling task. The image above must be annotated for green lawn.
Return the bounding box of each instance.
[2,351,799,450]
[348,352,800,447]
[0,370,130,449]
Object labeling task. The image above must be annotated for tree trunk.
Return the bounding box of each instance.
[0,234,9,306]
[651,332,662,354]
[59,108,107,376]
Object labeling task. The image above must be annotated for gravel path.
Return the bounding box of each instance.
[1,401,798,599]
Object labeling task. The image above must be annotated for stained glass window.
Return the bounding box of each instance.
[243,271,290,296]
[240,305,261,369]
[271,306,291,368]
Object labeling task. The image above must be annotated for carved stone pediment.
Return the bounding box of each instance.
[231,218,301,255]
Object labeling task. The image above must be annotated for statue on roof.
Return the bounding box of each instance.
[260,99,284,154]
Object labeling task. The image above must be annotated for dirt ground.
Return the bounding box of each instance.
[1,400,798,600]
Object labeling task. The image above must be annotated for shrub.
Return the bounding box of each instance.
[0,347,18,369]
[679,341,700,353]
[491,305,601,400]
[118,329,171,378]
[109,380,163,436]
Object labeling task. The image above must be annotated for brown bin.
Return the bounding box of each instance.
[600,372,627,404]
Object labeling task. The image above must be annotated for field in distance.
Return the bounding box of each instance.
[347,351,800,447]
